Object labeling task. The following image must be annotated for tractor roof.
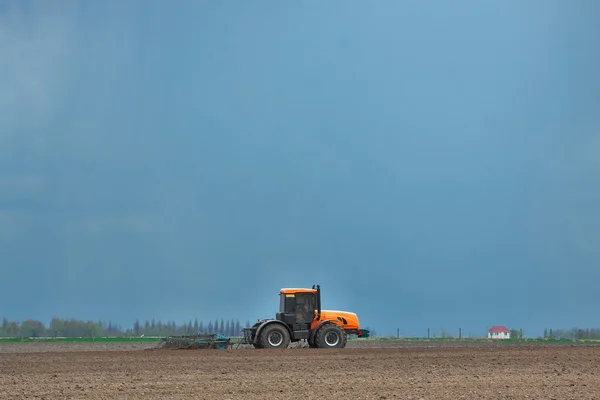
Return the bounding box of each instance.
[279,288,317,294]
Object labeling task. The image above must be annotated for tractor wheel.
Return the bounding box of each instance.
[314,324,347,349]
[250,323,263,348]
[259,324,290,349]
[252,330,263,348]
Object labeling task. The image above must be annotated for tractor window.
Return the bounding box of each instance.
[280,294,296,313]
[294,293,316,322]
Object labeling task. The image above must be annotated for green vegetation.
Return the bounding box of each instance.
[510,329,524,340]
[542,328,600,340]
[0,317,247,339]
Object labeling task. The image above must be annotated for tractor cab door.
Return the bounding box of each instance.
[294,293,316,324]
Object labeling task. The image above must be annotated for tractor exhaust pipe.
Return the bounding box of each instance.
[312,284,321,320]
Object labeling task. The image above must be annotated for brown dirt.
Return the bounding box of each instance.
[1,342,599,399]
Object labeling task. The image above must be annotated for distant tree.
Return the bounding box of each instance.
[133,320,141,336]
[509,329,523,340]
[88,321,103,337]
[440,328,454,339]
[6,321,19,336]
[21,320,46,337]
[235,319,241,336]
[225,320,231,336]
[207,321,214,333]
[46,318,103,337]
[199,320,204,333]
[0,317,8,336]
[51,318,69,336]
[194,318,199,332]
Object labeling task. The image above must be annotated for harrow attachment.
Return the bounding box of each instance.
[158,333,231,350]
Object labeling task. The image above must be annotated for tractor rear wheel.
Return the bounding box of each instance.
[248,323,263,348]
[314,324,347,349]
[259,324,290,349]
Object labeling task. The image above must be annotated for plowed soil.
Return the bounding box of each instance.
[1,342,599,399]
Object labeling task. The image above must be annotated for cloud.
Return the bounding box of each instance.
[0,2,74,148]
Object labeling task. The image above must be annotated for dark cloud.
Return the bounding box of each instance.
[1,0,599,337]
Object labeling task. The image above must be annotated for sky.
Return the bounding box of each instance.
[1,0,599,338]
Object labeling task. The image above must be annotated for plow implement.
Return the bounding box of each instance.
[158,333,237,350]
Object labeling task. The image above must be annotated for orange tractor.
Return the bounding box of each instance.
[242,285,369,348]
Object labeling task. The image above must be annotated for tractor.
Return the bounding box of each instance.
[242,284,369,349]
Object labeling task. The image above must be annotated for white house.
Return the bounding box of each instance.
[487,325,510,339]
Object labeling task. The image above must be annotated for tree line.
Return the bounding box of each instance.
[3,317,599,340]
[543,328,600,340]
[0,317,251,338]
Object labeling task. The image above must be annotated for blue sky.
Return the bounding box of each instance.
[1,0,599,337]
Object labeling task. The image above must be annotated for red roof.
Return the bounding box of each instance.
[488,325,509,333]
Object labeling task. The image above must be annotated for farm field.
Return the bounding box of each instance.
[1,341,599,399]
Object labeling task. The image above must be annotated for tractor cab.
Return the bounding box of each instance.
[277,287,319,331]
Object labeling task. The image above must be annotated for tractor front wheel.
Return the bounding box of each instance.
[259,324,290,349]
[314,324,347,349]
